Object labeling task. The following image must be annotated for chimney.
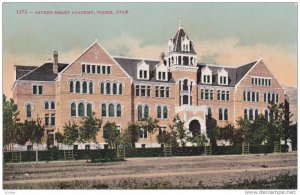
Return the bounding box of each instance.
[53,51,58,74]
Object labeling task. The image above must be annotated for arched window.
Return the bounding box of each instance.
[272,93,275,103]
[207,108,212,119]
[87,103,92,117]
[26,104,32,118]
[249,109,253,121]
[144,105,149,119]
[255,110,259,119]
[117,104,121,117]
[247,91,251,101]
[82,81,87,93]
[101,83,104,94]
[51,102,55,109]
[252,92,255,102]
[119,84,122,95]
[265,110,269,121]
[224,109,228,121]
[76,81,81,93]
[218,108,223,120]
[157,106,162,118]
[244,109,248,120]
[101,104,106,117]
[71,103,76,116]
[163,106,168,119]
[138,105,143,121]
[109,103,114,117]
[106,83,111,95]
[183,79,188,90]
[276,94,279,103]
[70,81,74,93]
[89,82,93,94]
[113,83,117,94]
[44,102,49,109]
[78,103,85,117]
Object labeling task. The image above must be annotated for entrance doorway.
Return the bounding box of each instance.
[189,120,201,137]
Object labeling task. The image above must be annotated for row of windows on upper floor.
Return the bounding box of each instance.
[69,80,123,95]
[251,77,272,86]
[243,91,279,103]
[200,89,230,101]
[82,64,111,75]
[135,85,170,98]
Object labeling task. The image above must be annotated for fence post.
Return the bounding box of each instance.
[164,144,172,157]
[242,142,249,155]
[204,143,212,155]
[274,141,281,153]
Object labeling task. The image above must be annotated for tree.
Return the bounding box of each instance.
[3,94,20,150]
[20,118,45,147]
[169,114,188,147]
[267,103,285,144]
[123,123,140,148]
[140,117,159,146]
[78,116,102,144]
[62,122,79,148]
[249,115,269,145]
[187,134,207,147]
[55,131,64,148]
[103,121,120,149]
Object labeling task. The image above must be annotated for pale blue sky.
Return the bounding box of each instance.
[3,2,297,55]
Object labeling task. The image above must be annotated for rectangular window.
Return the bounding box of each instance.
[141,86,146,97]
[143,70,147,79]
[155,86,159,97]
[33,85,37,95]
[97,66,101,74]
[162,72,166,80]
[87,65,91,73]
[92,65,96,73]
[158,72,161,80]
[201,89,204,99]
[204,89,209,100]
[217,90,220,100]
[51,114,55,126]
[160,87,165,97]
[166,87,170,98]
[147,86,151,97]
[207,76,210,83]
[139,128,147,139]
[102,66,106,74]
[107,66,111,74]
[204,75,207,83]
[38,86,43,95]
[82,64,86,73]
[210,90,213,100]
[136,85,140,96]
[45,114,49,126]
[139,70,143,79]
[226,91,229,101]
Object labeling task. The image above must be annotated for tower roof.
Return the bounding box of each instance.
[171,28,196,54]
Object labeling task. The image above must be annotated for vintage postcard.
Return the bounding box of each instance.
[2,2,298,192]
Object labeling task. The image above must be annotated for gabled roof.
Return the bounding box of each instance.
[197,61,257,87]
[113,57,175,83]
[15,65,37,80]
[17,63,68,81]
[172,28,196,54]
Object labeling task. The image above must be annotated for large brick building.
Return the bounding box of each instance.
[12,24,284,149]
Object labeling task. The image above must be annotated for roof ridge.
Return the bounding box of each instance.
[113,55,159,62]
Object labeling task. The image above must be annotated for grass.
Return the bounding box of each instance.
[3,173,297,189]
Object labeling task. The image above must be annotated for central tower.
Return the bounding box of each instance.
[165,21,198,106]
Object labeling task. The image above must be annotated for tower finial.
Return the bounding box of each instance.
[179,17,182,29]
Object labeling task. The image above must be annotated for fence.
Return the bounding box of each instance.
[3,144,289,163]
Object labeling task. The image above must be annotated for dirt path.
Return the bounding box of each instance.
[3,153,297,188]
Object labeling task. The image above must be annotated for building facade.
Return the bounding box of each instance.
[12,24,285,149]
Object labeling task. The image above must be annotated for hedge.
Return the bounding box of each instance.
[3,145,288,163]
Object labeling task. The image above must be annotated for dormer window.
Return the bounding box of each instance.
[218,68,228,85]
[181,35,190,52]
[201,66,212,84]
[156,62,168,81]
[137,61,149,80]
